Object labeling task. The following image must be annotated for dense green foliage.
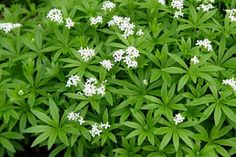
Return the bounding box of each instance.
[1,0,236,156]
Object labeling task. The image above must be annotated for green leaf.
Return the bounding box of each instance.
[222,105,236,123]
[58,131,69,146]
[31,109,53,125]
[90,101,100,113]
[49,98,59,126]
[24,125,52,133]
[214,105,221,126]
[178,74,189,91]
[150,69,161,83]
[168,53,188,69]
[162,67,186,74]
[0,137,15,152]
[31,132,50,147]
[173,131,179,151]
[178,130,193,148]
[159,130,172,150]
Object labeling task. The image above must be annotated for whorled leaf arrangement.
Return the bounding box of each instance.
[0,0,236,157]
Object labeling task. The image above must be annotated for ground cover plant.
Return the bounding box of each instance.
[1,0,236,156]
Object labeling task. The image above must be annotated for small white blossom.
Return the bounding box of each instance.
[96,84,106,96]
[83,82,97,97]
[226,9,236,22]
[125,46,140,58]
[171,0,184,10]
[66,75,81,87]
[46,8,63,24]
[173,113,185,125]
[158,0,166,5]
[102,1,116,11]
[82,78,106,97]
[100,60,113,71]
[89,123,103,137]
[0,23,22,33]
[18,90,24,95]
[123,56,138,68]
[136,29,144,36]
[190,56,199,64]
[113,49,125,62]
[197,3,214,12]
[174,10,184,18]
[108,15,135,38]
[143,79,148,85]
[65,17,74,29]
[222,78,236,91]
[100,122,111,129]
[90,16,103,25]
[67,112,85,125]
[196,39,213,51]
[77,47,96,62]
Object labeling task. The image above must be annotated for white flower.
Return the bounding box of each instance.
[226,9,236,22]
[157,0,166,5]
[90,16,103,25]
[173,113,185,125]
[89,123,103,137]
[123,56,138,68]
[77,47,96,62]
[143,79,148,85]
[65,17,74,29]
[66,75,81,87]
[100,122,111,129]
[46,8,63,24]
[196,39,213,51]
[18,90,24,95]
[83,82,97,97]
[190,56,199,64]
[136,29,144,36]
[171,0,184,10]
[100,60,113,71]
[125,46,140,58]
[197,3,214,12]
[174,10,184,18]
[108,15,135,38]
[222,78,236,91]
[0,23,22,33]
[67,112,85,125]
[113,49,125,62]
[102,1,116,11]
[96,84,106,96]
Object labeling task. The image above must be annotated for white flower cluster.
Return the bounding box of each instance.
[197,3,214,12]
[100,60,114,71]
[0,23,22,33]
[136,29,144,36]
[197,0,214,12]
[157,0,166,5]
[173,113,185,125]
[196,39,213,51]
[222,78,236,91]
[102,1,116,11]
[108,15,135,38]
[46,8,74,29]
[89,122,111,137]
[90,16,103,25]
[77,47,96,62]
[46,8,63,24]
[18,90,24,95]
[226,9,236,22]
[171,0,184,18]
[66,75,81,87]
[83,78,106,97]
[67,112,85,125]
[190,56,199,64]
[65,17,74,29]
[113,46,140,68]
